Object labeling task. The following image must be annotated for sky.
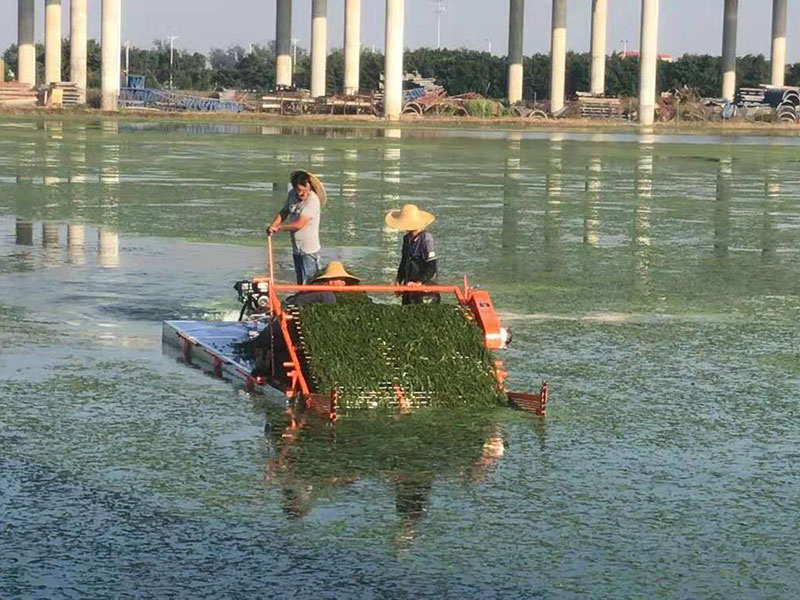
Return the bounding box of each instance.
[1,0,798,61]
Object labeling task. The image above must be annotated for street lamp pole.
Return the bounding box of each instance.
[167,35,178,90]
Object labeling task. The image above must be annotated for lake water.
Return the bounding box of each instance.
[2,117,800,599]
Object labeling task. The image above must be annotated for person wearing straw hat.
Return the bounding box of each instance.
[249,261,364,378]
[385,204,441,306]
[284,261,365,306]
[268,170,326,284]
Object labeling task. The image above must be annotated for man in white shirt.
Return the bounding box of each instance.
[268,171,322,284]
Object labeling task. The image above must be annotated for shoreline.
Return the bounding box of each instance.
[2,105,800,137]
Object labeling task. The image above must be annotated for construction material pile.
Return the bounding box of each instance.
[294,303,503,412]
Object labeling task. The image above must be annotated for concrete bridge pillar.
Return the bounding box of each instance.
[71,0,88,101]
[45,0,62,84]
[311,0,328,97]
[638,0,659,125]
[344,0,361,95]
[590,0,607,96]
[771,0,787,86]
[384,0,405,120]
[507,0,524,104]
[101,0,122,111]
[550,0,567,114]
[276,0,293,87]
[17,0,35,86]
[721,0,738,102]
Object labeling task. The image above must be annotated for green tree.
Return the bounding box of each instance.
[737,54,770,88]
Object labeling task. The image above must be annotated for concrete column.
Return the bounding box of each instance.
[344,0,361,95]
[590,0,607,96]
[276,0,293,87]
[17,0,35,86]
[771,0,787,86]
[721,0,738,101]
[638,0,659,125]
[507,0,524,103]
[71,0,88,101]
[45,0,62,84]
[550,0,567,114]
[311,0,328,98]
[383,0,405,120]
[101,0,122,111]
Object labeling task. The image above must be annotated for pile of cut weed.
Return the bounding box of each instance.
[296,303,503,411]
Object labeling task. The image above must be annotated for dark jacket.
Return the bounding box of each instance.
[396,231,438,284]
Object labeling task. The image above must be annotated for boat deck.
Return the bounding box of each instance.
[162,320,288,404]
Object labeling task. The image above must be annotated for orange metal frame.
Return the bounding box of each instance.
[262,236,547,417]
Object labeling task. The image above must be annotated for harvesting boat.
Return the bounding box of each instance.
[163,239,547,421]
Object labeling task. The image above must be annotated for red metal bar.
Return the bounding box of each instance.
[508,382,548,417]
[277,311,311,398]
[267,282,467,303]
[268,234,275,289]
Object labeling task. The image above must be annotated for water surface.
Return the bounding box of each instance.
[1,117,799,599]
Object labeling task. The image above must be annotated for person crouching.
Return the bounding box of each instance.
[285,261,361,306]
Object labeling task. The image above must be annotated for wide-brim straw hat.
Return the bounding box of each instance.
[293,170,327,207]
[385,204,435,231]
[311,261,360,285]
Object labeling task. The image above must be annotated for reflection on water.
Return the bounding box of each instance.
[67,224,86,266]
[763,168,780,259]
[381,134,403,279]
[264,406,517,554]
[340,148,359,244]
[98,228,120,268]
[7,218,120,272]
[502,134,521,275]
[42,222,61,267]
[633,139,653,290]
[584,156,601,247]
[15,218,33,246]
[3,119,800,598]
[715,157,732,258]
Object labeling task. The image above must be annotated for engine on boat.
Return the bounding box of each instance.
[234,279,270,320]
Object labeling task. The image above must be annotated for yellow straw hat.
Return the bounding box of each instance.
[292,170,327,207]
[311,261,360,284]
[385,204,435,231]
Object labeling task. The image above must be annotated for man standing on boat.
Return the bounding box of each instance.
[268,170,325,284]
[385,204,441,305]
